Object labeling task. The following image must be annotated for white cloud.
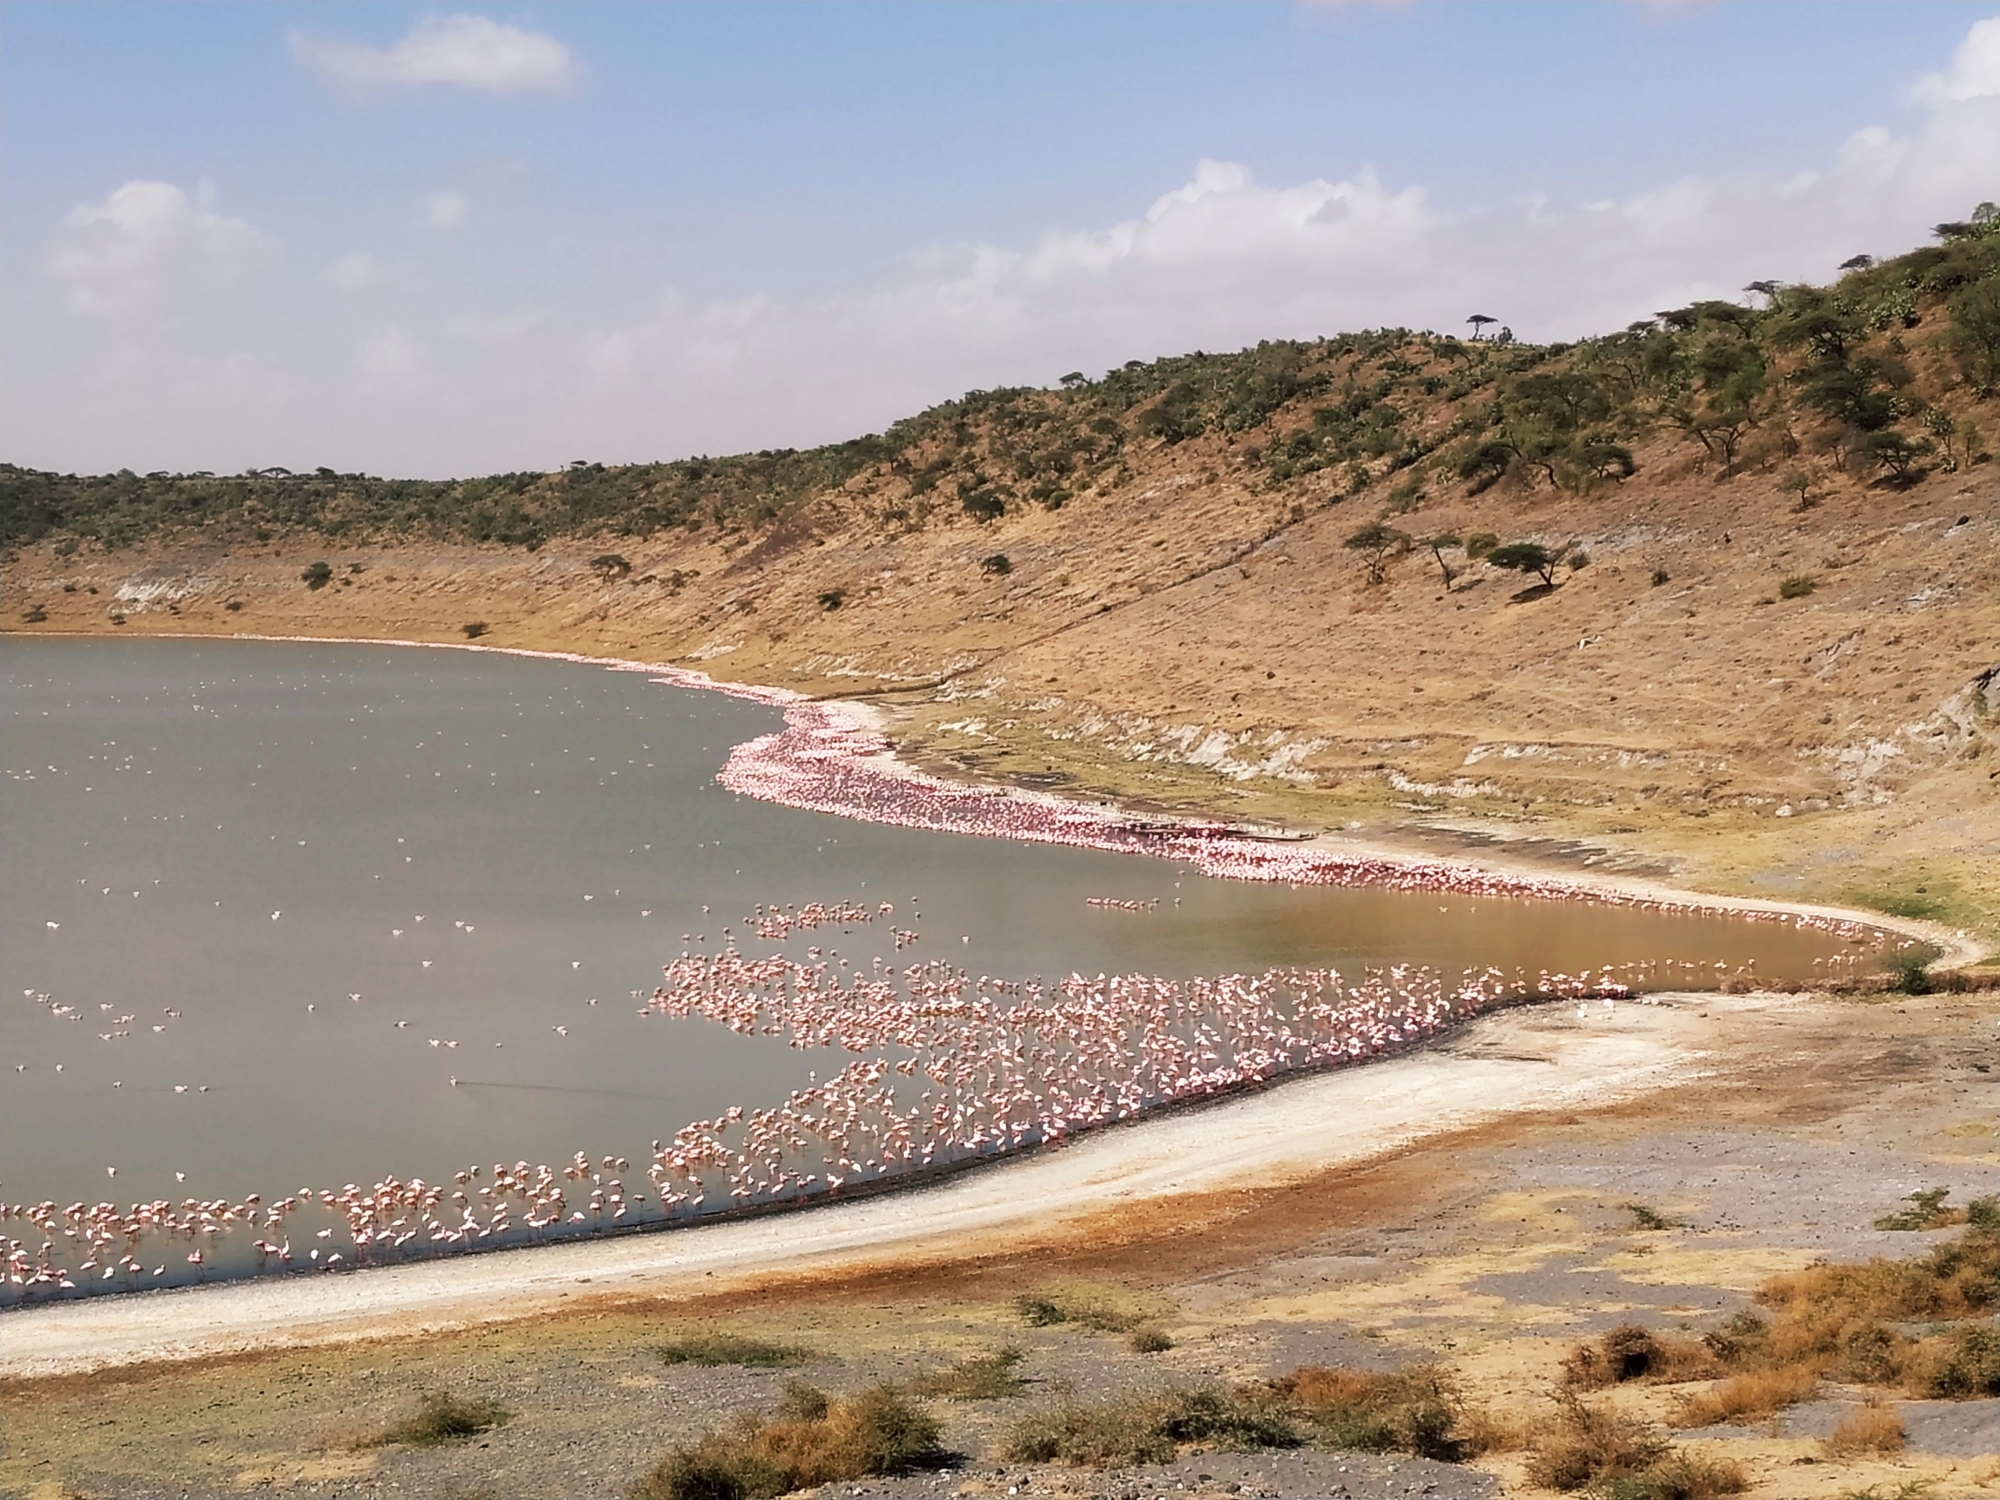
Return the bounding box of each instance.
[1908,15,2000,107]
[46,181,271,315]
[289,14,580,97]
[324,251,382,290]
[420,191,472,232]
[355,325,429,387]
[13,19,1998,479]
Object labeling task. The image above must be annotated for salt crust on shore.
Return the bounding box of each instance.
[1,997,1727,1377]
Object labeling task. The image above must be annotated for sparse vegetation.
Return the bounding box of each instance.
[363,1389,509,1448]
[1626,1203,1678,1231]
[462,620,489,639]
[591,552,633,578]
[301,560,333,589]
[1562,1325,1716,1389]
[1128,1326,1174,1354]
[628,1383,944,1500]
[910,1347,1026,1400]
[1267,1364,1478,1461]
[1523,1393,1669,1491]
[656,1332,812,1369]
[1003,1386,1298,1468]
[1684,1220,2000,1400]
[1675,1362,1820,1426]
[1013,1288,1147,1333]
[10,212,1985,562]
[1825,1399,1907,1457]
[1778,573,1817,599]
[1875,1186,1966,1231]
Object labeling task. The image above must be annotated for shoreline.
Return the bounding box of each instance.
[3,630,1987,1375]
[20,627,1984,967]
[0,993,1727,1379]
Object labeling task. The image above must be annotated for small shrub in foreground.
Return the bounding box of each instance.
[1825,1399,1907,1457]
[1268,1364,1474,1461]
[1012,1289,1144,1333]
[629,1383,943,1500]
[365,1389,508,1447]
[1563,1325,1718,1389]
[911,1347,1026,1400]
[657,1332,811,1368]
[1524,1394,1669,1491]
[1004,1388,1299,1468]
[1875,1187,1963,1231]
[1676,1363,1819,1426]
[1128,1326,1174,1354]
[1602,1450,1749,1500]
[462,620,489,639]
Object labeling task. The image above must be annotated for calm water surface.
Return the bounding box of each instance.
[3,638,1863,1231]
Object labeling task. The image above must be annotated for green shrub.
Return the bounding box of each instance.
[1778,574,1817,599]
[657,1332,812,1369]
[301,560,333,589]
[1875,1187,1959,1231]
[1012,1289,1145,1333]
[1128,1327,1174,1354]
[1004,1388,1298,1468]
[911,1347,1026,1400]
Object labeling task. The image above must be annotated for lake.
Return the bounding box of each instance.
[1,637,1873,1296]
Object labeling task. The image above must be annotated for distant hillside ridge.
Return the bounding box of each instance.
[5,211,1995,554]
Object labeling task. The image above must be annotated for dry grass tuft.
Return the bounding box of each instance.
[628,1383,944,1500]
[1699,1222,1999,1396]
[1675,1362,1819,1427]
[1601,1450,1750,1500]
[1268,1364,1482,1460]
[1523,1393,1669,1491]
[1825,1399,1907,1457]
[362,1389,508,1448]
[910,1347,1026,1401]
[1562,1325,1719,1389]
[1003,1387,1298,1469]
[1012,1287,1149,1334]
[657,1332,812,1369]
[1127,1326,1174,1354]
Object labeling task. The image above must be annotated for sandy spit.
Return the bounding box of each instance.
[0,999,1723,1379]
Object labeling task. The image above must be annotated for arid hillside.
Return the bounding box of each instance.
[6,224,1997,932]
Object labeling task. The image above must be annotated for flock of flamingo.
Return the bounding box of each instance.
[3,645,1890,1306]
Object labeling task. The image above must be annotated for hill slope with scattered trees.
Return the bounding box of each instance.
[6,214,1997,932]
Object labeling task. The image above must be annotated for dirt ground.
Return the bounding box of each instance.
[5,985,1993,1500]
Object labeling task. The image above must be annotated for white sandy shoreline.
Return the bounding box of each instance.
[1,997,1733,1379]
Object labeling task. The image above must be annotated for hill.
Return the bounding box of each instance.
[6,215,1997,934]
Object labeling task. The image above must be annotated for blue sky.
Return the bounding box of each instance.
[4,2,1996,477]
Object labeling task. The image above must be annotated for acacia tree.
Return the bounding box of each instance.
[1421,532,1461,588]
[1466,314,1497,341]
[1485,541,1561,587]
[1344,521,1410,584]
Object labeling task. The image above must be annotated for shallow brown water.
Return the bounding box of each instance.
[1,638,1870,1292]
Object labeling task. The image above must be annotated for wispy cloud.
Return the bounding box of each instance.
[289,14,580,97]
[419,191,472,232]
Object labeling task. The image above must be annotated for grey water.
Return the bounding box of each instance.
[2,636,1863,1229]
